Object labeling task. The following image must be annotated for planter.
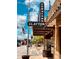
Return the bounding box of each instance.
[22,55,29,59]
[47,50,53,57]
[43,50,47,57]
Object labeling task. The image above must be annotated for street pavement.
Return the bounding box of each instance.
[17,45,48,59]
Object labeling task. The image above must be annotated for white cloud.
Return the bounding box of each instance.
[17,15,26,22]
[17,33,28,40]
[25,33,33,40]
[25,33,28,38]
[17,28,22,34]
[25,0,40,4]
[17,15,26,27]
[50,0,55,5]
[31,5,39,12]
[44,0,49,10]
[17,33,32,40]
[25,0,34,5]
[29,12,38,21]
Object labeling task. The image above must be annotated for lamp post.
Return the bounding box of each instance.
[27,0,30,56]
[22,0,30,59]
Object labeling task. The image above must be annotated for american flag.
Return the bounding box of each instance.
[22,28,25,34]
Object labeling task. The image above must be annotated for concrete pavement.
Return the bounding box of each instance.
[17,45,48,59]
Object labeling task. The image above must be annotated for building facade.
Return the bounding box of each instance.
[45,0,61,59]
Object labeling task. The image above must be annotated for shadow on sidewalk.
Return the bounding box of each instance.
[48,57,53,59]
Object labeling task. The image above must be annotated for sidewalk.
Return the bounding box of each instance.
[30,56,48,59]
[17,45,48,59]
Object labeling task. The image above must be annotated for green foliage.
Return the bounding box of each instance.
[32,36,44,44]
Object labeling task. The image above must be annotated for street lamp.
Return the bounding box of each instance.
[22,0,30,59]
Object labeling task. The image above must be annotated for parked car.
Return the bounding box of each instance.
[17,40,21,47]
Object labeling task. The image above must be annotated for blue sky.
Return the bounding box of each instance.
[17,0,55,40]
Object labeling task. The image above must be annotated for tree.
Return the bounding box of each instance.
[32,36,44,44]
